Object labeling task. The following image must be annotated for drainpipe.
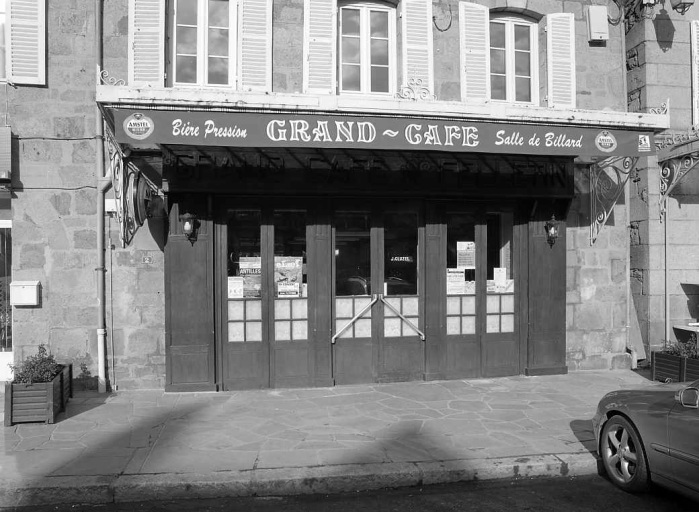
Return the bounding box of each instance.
[95,0,111,393]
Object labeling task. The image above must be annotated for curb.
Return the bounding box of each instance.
[0,452,601,509]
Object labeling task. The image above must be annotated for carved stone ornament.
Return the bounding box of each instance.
[590,156,640,244]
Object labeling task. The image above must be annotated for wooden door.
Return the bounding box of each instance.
[165,199,216,391]
[331,202,425,384]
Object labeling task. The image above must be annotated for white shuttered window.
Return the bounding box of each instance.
[129,0,165,86]
[691,20,699,126]
[239,0,271,91]
[459,1,490,102]
[402,0,433,95]
[5,0,45,85]
[303,0,337,94]
[546,13,575,108]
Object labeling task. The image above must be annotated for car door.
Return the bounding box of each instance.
[668,383,699,491]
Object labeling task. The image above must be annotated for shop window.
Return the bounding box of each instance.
[170,0,236,86]
[0,224,10,352]
[460,3,575,108]
[1,0,46,85]
[338,2,396,95]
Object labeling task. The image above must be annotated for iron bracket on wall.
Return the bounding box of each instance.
[659,152,699,222]
[590,155,640,245]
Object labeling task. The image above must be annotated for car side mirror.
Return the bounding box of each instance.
[675,387,699,408]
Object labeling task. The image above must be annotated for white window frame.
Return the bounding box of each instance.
[488,15,538,106]
[338,1,396,96]
[0,0,7,82]
[170,0,237,88]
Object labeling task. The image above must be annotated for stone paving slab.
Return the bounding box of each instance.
[0,369,661,509]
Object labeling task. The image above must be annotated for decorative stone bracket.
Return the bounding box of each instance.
[396,78,434,101]
[590,156,640,245]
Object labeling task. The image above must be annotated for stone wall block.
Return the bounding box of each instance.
[54,117,85,139]
[126,329,163,357]
[611,353,632,370]
[47,222,70,251]
[75,189,97,215]
[73,229,97,249]
[22,140,62,162]
[49,328,92,360]
[58,164,96,188]
[19,243,46,269]
[72,141,96,164]
[575,302,612,330]
[50,193,72,216]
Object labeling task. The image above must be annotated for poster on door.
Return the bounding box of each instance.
[239,257,262,298]
[456,241,476,269]
[446,268,466,295]
[274,256,303,297]
[228,276,244,299]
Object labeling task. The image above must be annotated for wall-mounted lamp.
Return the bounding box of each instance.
[670,0,694,14]
[544,215,560,247]
[180,213,200,245]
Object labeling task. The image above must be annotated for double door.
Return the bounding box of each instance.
[216,199,520,390]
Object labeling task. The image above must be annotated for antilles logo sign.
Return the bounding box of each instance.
[123,113,155,141]
[595,130,618,153]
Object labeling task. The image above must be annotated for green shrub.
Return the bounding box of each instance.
[9,345,62,384]
[665,333,699,359]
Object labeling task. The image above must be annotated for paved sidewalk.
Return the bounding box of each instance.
[0,370,659,508]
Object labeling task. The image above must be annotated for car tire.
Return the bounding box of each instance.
[600,415,650,492]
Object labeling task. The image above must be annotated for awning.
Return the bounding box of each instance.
[112,109,655,158]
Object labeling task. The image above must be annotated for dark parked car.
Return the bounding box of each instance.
[592,379,699,499]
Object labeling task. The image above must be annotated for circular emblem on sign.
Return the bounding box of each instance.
[123,113,154,141]
[595,130,618,153]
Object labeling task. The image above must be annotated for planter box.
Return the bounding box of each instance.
[3,364,72,426]
[652,351,699,383]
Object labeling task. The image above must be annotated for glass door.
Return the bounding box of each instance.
[222,206,310,390]
[332,203,424,384]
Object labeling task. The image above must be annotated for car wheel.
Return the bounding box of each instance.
[600,415,650,492]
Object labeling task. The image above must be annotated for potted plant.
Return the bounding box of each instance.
[4,345,72,426]
[651,333,699,383]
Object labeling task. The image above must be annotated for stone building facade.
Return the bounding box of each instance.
[0,0,680,390]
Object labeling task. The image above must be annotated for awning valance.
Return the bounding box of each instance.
[112,109,655,158]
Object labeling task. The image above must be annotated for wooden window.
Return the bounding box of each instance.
[402,0,433,94]
[338,2,396,95]
[129,0,165,86]
[460,6,575,108]
[489,16,537,104]
[171,0,237,87]
[4,0,45,85]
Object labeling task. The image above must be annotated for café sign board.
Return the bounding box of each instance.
[114,110,655,157]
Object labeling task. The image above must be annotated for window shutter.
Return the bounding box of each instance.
[546,13,575,108]
[240,0,272,92]
[459,1,489,102]
[691,20,699,126]
[402,0,433,97]
[7,0,45,85]
[128,0,164,87]
[303,0,336,94]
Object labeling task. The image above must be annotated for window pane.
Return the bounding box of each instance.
[208,57,228,84]
[490,49,505,75]
[176,26,198,54]
[385,212,417,296]
[176,55,197,82]
[342,37,360,64]
[371,39,388,66]
[342,65,361,91]
[341,8,360,36]
[228,211,262,297]
[514,25,530,51]
[177,0,198,25]
[208,28,229,56]
[273,211,307,298]
[515,77,531,102]
[490,22,505,48]
[209,0,229,28]
[336,213,371,297]
[370,10,388,38]
[515,51,530,76]
[371,67,389,93]
[491,75,506,100]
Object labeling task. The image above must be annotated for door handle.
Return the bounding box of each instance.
[379,294,426,341]
[331,294,379,344]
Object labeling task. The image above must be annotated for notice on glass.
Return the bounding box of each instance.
[275,256,303,297]
[446,268,466,295]
[239,257,262,298]
[456,241,476,270]
[228,276,244,299]
[494,267,507,287]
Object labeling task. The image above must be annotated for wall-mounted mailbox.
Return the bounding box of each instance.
[10,281,41,306]
[587,5,609,42]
